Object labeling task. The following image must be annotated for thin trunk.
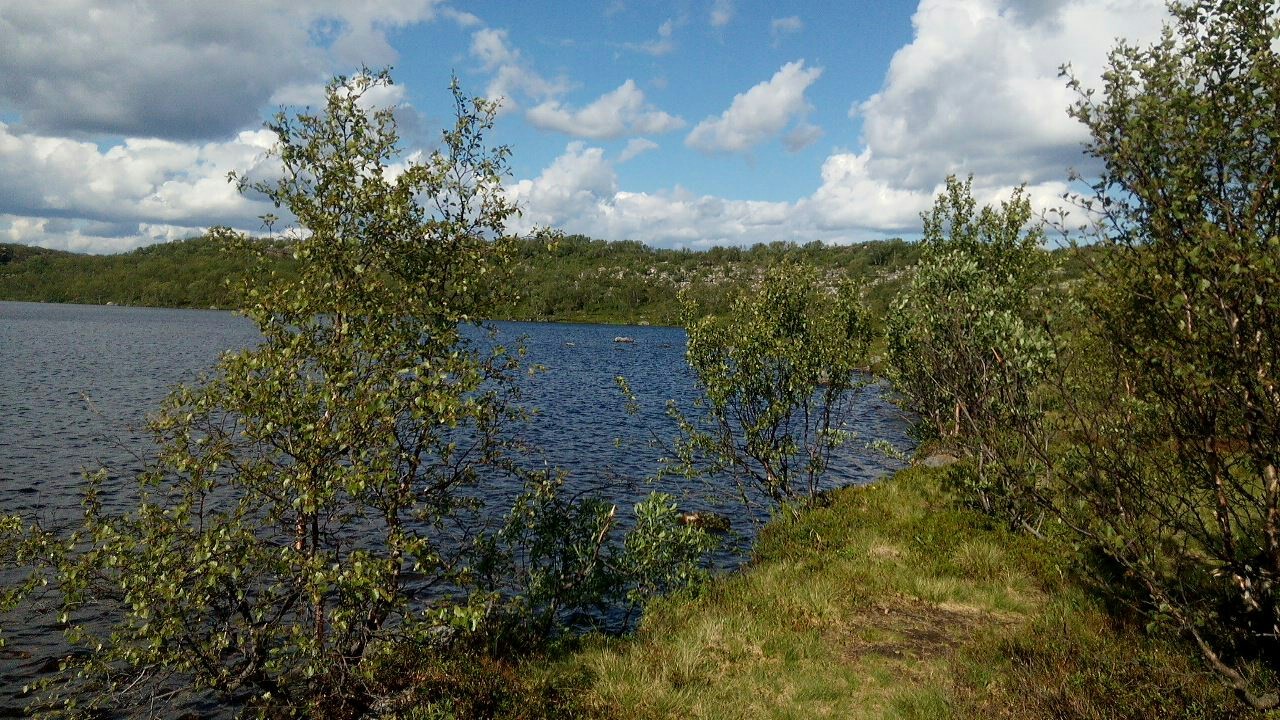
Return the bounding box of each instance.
[1191,626,1280,711]
[313,513,325,647]
[1264,464,1280,583]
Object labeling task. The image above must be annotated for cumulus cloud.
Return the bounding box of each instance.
[526,81,684,139]
[0,214,213,254]
[471,26,520,69]
[1,0,1176,253]
[441,7,482,28]
[686,61,823,154]
[805,150,935,232]
[787,0,1165,243]
[506,142,907,248]
[0,0,449,141]
[469,27,570,110]
[625,18,677,56]
[770,16,804,44]
[0,121,278,251]
[510,182,809,249]
[853,0,1166,191]
[506,142,619,228]
[508,0,1170,252]
[783,123,824,152]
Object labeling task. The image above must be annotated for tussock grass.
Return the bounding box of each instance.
[550,466,1259,719]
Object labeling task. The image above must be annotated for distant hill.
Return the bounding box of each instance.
[497,234,923,325]
[0,234,927,325]
[0,236,282,309]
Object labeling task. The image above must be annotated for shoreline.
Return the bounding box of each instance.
[0,298,676,329]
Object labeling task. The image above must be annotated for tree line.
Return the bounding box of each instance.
[0,230,924,326]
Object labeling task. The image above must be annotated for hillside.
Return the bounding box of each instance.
[0,236,282,309]
[0,234,925,325]
[498,235,923,325]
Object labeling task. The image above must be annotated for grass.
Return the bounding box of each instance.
[539,466,1257,719]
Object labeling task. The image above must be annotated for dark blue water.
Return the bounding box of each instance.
[0,300,913,714]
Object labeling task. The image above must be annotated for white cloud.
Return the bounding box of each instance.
[526,81,684,139]
[0,0,449,140]
[783,123,824,153]
[506,142,910,248]
[511,0,1179,257]
[441,8,483,28]
[853,0,1167,191]
[269,82,330,108]
[506,142,619,229]
[0,0,1176,254]
[806,150,935,232]
[471,27,520,70]
[0,121,278,251]
[710,0,735,28]
[0,214,212,254]
[619,138,659,162]
[770,16,804,44]
[792,0,1166,237]
[469,27,570,110]
[686,61,823,154]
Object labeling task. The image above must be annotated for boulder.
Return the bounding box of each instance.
[921,453,960,469]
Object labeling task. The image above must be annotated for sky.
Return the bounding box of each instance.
[0,0,1172,254]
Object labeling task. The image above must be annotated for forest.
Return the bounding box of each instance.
[0,232,927,325]
[0,232,1098,330]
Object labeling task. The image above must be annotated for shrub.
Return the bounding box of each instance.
[886,176,1057,528]
[673,263,874,515]
[1056,0,1280,707]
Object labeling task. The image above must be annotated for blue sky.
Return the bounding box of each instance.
[0,0,1170,253]
[393,1,918,201]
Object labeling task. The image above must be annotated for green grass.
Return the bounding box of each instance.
[544,466,1257,719]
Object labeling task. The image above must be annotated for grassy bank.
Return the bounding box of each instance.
[526,466,1253,719]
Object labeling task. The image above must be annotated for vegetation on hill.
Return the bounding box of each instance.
[497,234,922,325]
[1,230,1102,332]
[0,233,923,325]
[0,236,294,308]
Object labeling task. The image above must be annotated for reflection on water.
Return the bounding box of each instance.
[0,300,913,713]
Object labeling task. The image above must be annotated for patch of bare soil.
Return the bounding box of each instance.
[835,598,1015,663]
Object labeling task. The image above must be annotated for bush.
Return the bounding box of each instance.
[672,263,874,514]
[886,176,1057,528]
[1055,0,1280,707]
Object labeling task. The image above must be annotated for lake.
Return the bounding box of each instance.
[0,300,913,714]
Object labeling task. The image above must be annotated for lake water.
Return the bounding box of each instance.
[0,300,913,714]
